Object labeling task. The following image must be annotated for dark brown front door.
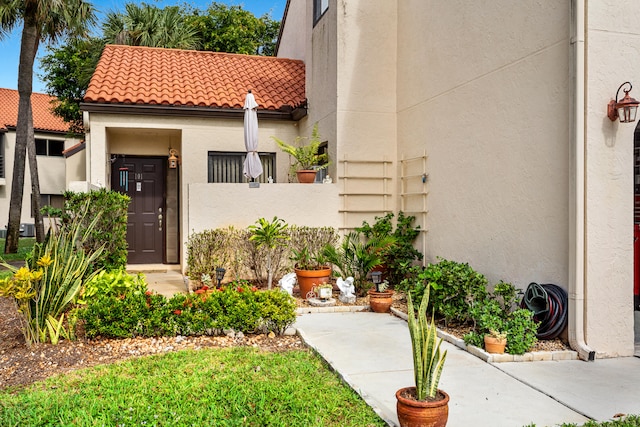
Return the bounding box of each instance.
[111,157,165,264]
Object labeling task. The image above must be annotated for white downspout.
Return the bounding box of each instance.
[569,0,596,361]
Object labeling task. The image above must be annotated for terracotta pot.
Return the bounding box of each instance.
[295,267,331,299]
[484,335,507,354]
[296,169,317,183]
[368,289,394,313]
[396,387,449,427]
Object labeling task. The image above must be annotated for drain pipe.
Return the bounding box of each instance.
[569,0,596,361]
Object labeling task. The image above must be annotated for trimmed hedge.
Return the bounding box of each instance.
[79,280,297,338]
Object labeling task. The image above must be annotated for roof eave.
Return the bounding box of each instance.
[79,102,307,121]
[3,126,73,136]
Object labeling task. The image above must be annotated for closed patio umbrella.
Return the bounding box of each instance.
[243,90,263,181]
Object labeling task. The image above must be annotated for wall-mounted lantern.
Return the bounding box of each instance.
[168,148,179,169]
[607,82,640,123]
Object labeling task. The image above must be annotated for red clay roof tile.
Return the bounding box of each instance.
[84,45,306,111]
[0,88,68,133]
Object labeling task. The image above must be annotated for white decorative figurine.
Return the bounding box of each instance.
[337,276,356,304]
[278,272,297,295]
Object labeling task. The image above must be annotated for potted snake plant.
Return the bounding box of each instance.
[396,288,449,427]
[290,246,332,300]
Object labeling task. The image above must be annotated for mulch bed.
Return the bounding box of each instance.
[0,297,306,391]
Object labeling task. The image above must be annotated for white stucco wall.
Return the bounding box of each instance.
[582,1,640,356]
[276,0,307,61]
[187,183,340,233]
[65,148,86,187]
[396,1,571,290]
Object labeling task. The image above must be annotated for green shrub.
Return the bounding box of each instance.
[186,224,338,287]
[61,189,129,270]
[80,269,146,301]
[79,281,297,339]
[504,308,538,354]
[255,287,298,334]
[402,258,488,325]
[186,227,240,283]
[464,281,538,355]
[288,226,339,268]
[80,290,156,338]
[356,211,423,286]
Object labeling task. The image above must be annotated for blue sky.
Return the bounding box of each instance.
[0,0,286,93]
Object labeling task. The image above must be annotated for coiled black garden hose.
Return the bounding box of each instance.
[522,282,568,340]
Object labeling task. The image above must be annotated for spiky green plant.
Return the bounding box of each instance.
[321,231,394,295]
[248,217,289,289]
[0,204,104,345]
[407,288,447,401]
[272,123,329,171]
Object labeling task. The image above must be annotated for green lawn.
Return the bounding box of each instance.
[0,237,35,263]
[0,347,386,427]
[525,416,640,427]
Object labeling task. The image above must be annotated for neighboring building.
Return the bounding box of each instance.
[80,0,639,358]
[80,45,339,265]
[0,88,83,235]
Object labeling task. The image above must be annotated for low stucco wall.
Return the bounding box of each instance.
[185,183,341,266]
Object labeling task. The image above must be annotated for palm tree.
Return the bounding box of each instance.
[103,3,199,49]
[0,0,95,252]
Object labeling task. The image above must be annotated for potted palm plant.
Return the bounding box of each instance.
[321,231,394,297]
[272,123,329,183]
[396,289,449,427]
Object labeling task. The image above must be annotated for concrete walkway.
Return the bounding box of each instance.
[294,311,640,427]
[128,264,187,297]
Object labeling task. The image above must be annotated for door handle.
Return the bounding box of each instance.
[158,214,163,230]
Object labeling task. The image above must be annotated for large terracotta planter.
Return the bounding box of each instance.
[484,335,507,354]
[296,169,317,183]
[396,387,449,427]
[295,266,331,299]
[368,289,394,313]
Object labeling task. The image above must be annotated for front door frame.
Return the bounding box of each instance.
[111,155,167,264]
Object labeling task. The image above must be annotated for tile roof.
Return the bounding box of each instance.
[84,45,306,111]
[0,88,69,133]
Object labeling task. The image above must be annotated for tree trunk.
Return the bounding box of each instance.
[27,110,45,243]
[5,21,40,253]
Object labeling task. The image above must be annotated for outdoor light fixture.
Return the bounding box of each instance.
[371,271,382,285]
[215,267,226,288]
[168,148,179,169]
[371,271,382,291]
[607,82,640,123]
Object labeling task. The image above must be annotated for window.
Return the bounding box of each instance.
[35,138,64,157]
[314,0,329,25]
[315,141,329,182]
[208,152,276,183]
